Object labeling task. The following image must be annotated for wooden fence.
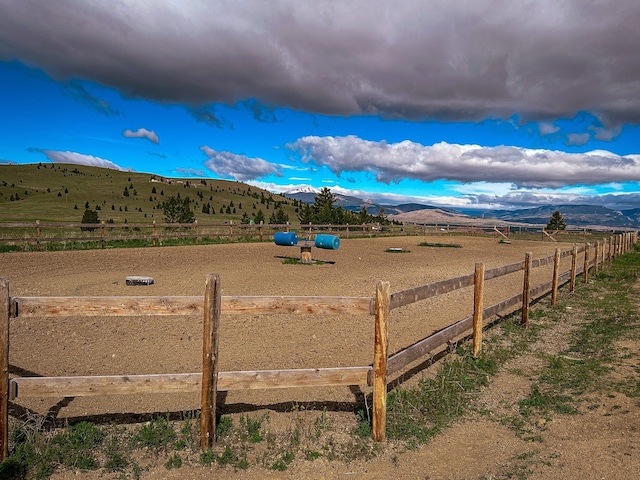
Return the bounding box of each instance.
[0,220,430,250]
[0,220,620,251]
[0,232,637,458]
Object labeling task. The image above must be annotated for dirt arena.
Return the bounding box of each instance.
[2,235,638,479]
[0,235,562,417]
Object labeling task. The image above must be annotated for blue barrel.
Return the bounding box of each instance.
[314,234,340,250]
[274,231,298,246]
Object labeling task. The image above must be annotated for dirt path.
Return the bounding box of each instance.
[1,235,637,478]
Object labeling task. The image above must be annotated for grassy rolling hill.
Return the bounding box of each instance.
[0,163,298,224]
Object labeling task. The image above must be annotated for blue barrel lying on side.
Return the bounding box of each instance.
[314,234,340,250]
[274,231,299,246]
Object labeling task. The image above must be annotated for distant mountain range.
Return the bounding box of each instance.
[282,187,639,229]
[474,205,640,229]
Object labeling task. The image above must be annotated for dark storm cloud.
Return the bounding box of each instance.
[61,81,120,116]
[189,106,233,129]
[2,1,640,126]
[288,135,640,188]
[242,100,279,123]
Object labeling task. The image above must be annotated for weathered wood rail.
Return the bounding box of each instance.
[0,232,636,457]
[2,220,615,252]
[0,221,427,250]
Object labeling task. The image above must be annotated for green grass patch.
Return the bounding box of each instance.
[418,242,462,248]
[282,257,326,265]
[131,414,177,451]
[515,246,640,419]
[386,345,503,442]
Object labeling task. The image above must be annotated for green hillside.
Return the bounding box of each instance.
[0,163,299,224]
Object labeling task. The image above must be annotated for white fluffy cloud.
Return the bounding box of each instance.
[2,1,640,126]
[123,128,159,144]
[289,136,640,188]
[200,146,281,181]
[35,149,126,171]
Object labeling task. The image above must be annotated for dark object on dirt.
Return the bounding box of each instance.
[126,276,155,286]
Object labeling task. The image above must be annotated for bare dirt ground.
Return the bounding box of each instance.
[1,234,638,479]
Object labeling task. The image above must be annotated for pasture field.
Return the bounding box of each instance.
[0,235,638,479]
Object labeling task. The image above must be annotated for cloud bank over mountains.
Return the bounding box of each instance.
[289,136,640,188]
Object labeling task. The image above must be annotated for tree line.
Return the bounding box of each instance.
[80,187,389,229]
[296,187,390,225]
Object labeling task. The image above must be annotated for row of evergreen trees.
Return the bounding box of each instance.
[297,187,390,225]
[81,187,390,228]
[82,186,568,231]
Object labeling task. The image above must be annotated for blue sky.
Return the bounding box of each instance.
[2,1,640,211]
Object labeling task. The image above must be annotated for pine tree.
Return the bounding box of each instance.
[546,210,566,231]
[254,209,265,224]
[163,196,195,224]
[80,208,100,231]
[269,207,289,224]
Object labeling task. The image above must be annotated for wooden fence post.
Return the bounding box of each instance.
[473,262,485,357]
[623,232,629,253]
[152,221,157,247]
[619,234,623,257]
[194,220,199,245]
[594,241,600,275]
[552,248,560,306]
[259,221,264,242]
[229,221,233,243]
[200,274,221,449]
[610,235,615,263]
[625,233,629,253]
[627,232,632,253]
[570,244,577,293]
[35,220,40,251]
[522,252,531,328]
[100,221,105,249]
[583,243,590,283]
[620,234,624,256]
[372,280,390,442]
[0,278,9,461]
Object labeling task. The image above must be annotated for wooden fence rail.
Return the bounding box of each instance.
[1,220,622,252]
[0,232,637,458]
[0,221,430,250]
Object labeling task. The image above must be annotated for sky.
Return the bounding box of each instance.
[2,0,640,212]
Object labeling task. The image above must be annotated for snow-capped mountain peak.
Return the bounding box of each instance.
[281,185,320,194]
